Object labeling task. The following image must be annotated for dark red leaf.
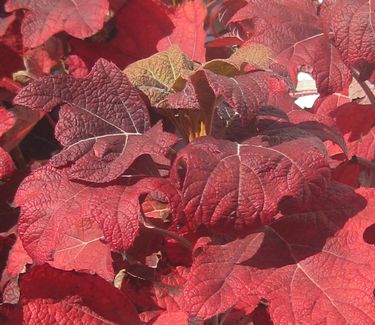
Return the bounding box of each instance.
[14,59,178,182]
[183,184,375,324]
[212,0,352,94]
[171,135,330,235]
[320,0,375,79]
[1,264,142,324]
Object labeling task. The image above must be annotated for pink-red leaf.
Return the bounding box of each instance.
[152,311,190,325]
[89,177,182,251]
[183,184,375,324]
[0,14,15,37]
[0,107,15,179]
[157,0,207,63]
[14,59,177,182]
[5,0,109,48]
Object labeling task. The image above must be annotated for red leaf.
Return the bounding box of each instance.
[0,107,15,179]
[285,108,347,156]
[0,235,15,280]
[0,106,15,137]
[183,184,375,324]
[320,0,375,79]
[312,93,350,116]
[332,156,375,188]
[213,0,352,94]
[332,103,375,160]
[5,0,109,48]
[203,69,292,126]
[168,69,292,138]
[0,148,16,180]
[14,59,178,182]
[0,238,32,304]
[67,0,175,69]
[49,217,114,281]
[65,54,89,78]
[2,238,31,281]
[89,177,182,251]
[152,311,190,325]
[157,0,207,63]
[1,264,142,324]
[171,135,330,235]
[14,166,114,280]
[0,14,15,37]
[276,34,352,95]
[0,13,23,81]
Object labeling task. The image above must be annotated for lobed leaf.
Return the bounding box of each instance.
[14,166,114,280]
[156,0,207,63]
[88,177,182,251]
[14,59,178,182]
[5,0,110,48]
[171,135,331,235]
[320,0,375,79]
[125,45,195,107]
[183,184,375,324]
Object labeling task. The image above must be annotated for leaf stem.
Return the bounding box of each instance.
[143,221,192,250]
[211,315,219,325]
[351,67,375,112]
[219,308,233,325]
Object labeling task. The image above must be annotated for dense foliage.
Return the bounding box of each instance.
[0,0,374,324]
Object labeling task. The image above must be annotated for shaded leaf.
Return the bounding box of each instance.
[0,264,142,324]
